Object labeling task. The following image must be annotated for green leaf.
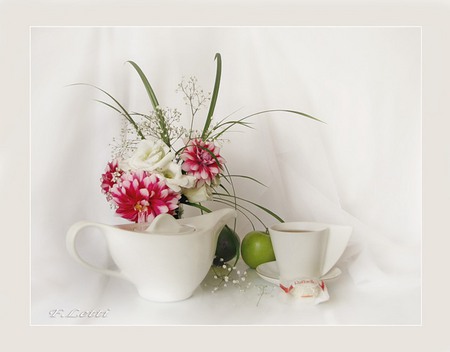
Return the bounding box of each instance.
[201,53,222,139]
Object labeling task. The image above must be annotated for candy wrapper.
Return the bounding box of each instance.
[279,278,330,304]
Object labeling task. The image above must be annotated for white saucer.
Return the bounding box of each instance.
[255,261,342,285]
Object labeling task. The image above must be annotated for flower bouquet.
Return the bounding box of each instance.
[77,53,320,267]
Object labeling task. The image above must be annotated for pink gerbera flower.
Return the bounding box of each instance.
[110,170,180,223]
[180,139,226,187]
[101,160,123,200]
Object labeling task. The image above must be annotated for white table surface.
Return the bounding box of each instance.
[32,262,421,326]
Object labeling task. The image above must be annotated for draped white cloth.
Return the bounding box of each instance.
[30,27,421,325]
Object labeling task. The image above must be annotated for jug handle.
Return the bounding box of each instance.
[66,221,127,280]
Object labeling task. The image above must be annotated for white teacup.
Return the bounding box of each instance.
[269,222,352,282]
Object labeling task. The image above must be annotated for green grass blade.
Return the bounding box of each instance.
[130,112,152,118]
[126,61,160,108]
[218,183,231,195]
[213,199,256,231]
[214,192,284,223]
[184,202,212,213]
[94,99,124,115]
[209,118,254,140]
[213,197,267,230]
[126,61,170,146]
[201,53,222,139]
[197,145,224,171]
[208,121,254,140]
[241,109,325,124]
[222,164,237,206]
[214,120,253,129]
[227,174,267,188]
[214,107,245,127]
[70,83,145,139]
[207,108,323,140]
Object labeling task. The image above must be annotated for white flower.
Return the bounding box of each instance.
[120,139,174,172]
[158,161,197,192]
[183,184,213,203]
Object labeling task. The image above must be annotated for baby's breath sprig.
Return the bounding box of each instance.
[110,107,188,158]
[177,77,211,118]
[255,284,275,307]
[134,107,187,147]
[176,76,211,140]
[205,259,251,293]
[110,117,140,160]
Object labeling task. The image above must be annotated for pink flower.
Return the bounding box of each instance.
[101,160,123,199]
[180,139,226,187]
[110,170,180,223]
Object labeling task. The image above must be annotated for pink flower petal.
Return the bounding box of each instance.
[156,205,169,214]
[109,170,181,223]
[179,138,225,186]
[200,169,209,179]
[139,188,149,197]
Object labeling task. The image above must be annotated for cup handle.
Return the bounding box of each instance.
[66,221,126,280]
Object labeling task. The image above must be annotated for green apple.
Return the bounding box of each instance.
[241,230,276,269]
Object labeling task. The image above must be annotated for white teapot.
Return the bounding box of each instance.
[66,208,236,302]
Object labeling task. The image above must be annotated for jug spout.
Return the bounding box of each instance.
[205,207,237,232]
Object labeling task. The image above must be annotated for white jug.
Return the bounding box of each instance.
[66,208,236,302]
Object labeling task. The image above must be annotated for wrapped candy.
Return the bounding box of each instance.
[279,278,330,304]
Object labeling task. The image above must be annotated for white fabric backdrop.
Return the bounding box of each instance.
[30,27,421,325]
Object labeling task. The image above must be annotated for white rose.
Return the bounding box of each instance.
[159,162,197,192]
[122,139,174,172]
[183,184,213,203]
